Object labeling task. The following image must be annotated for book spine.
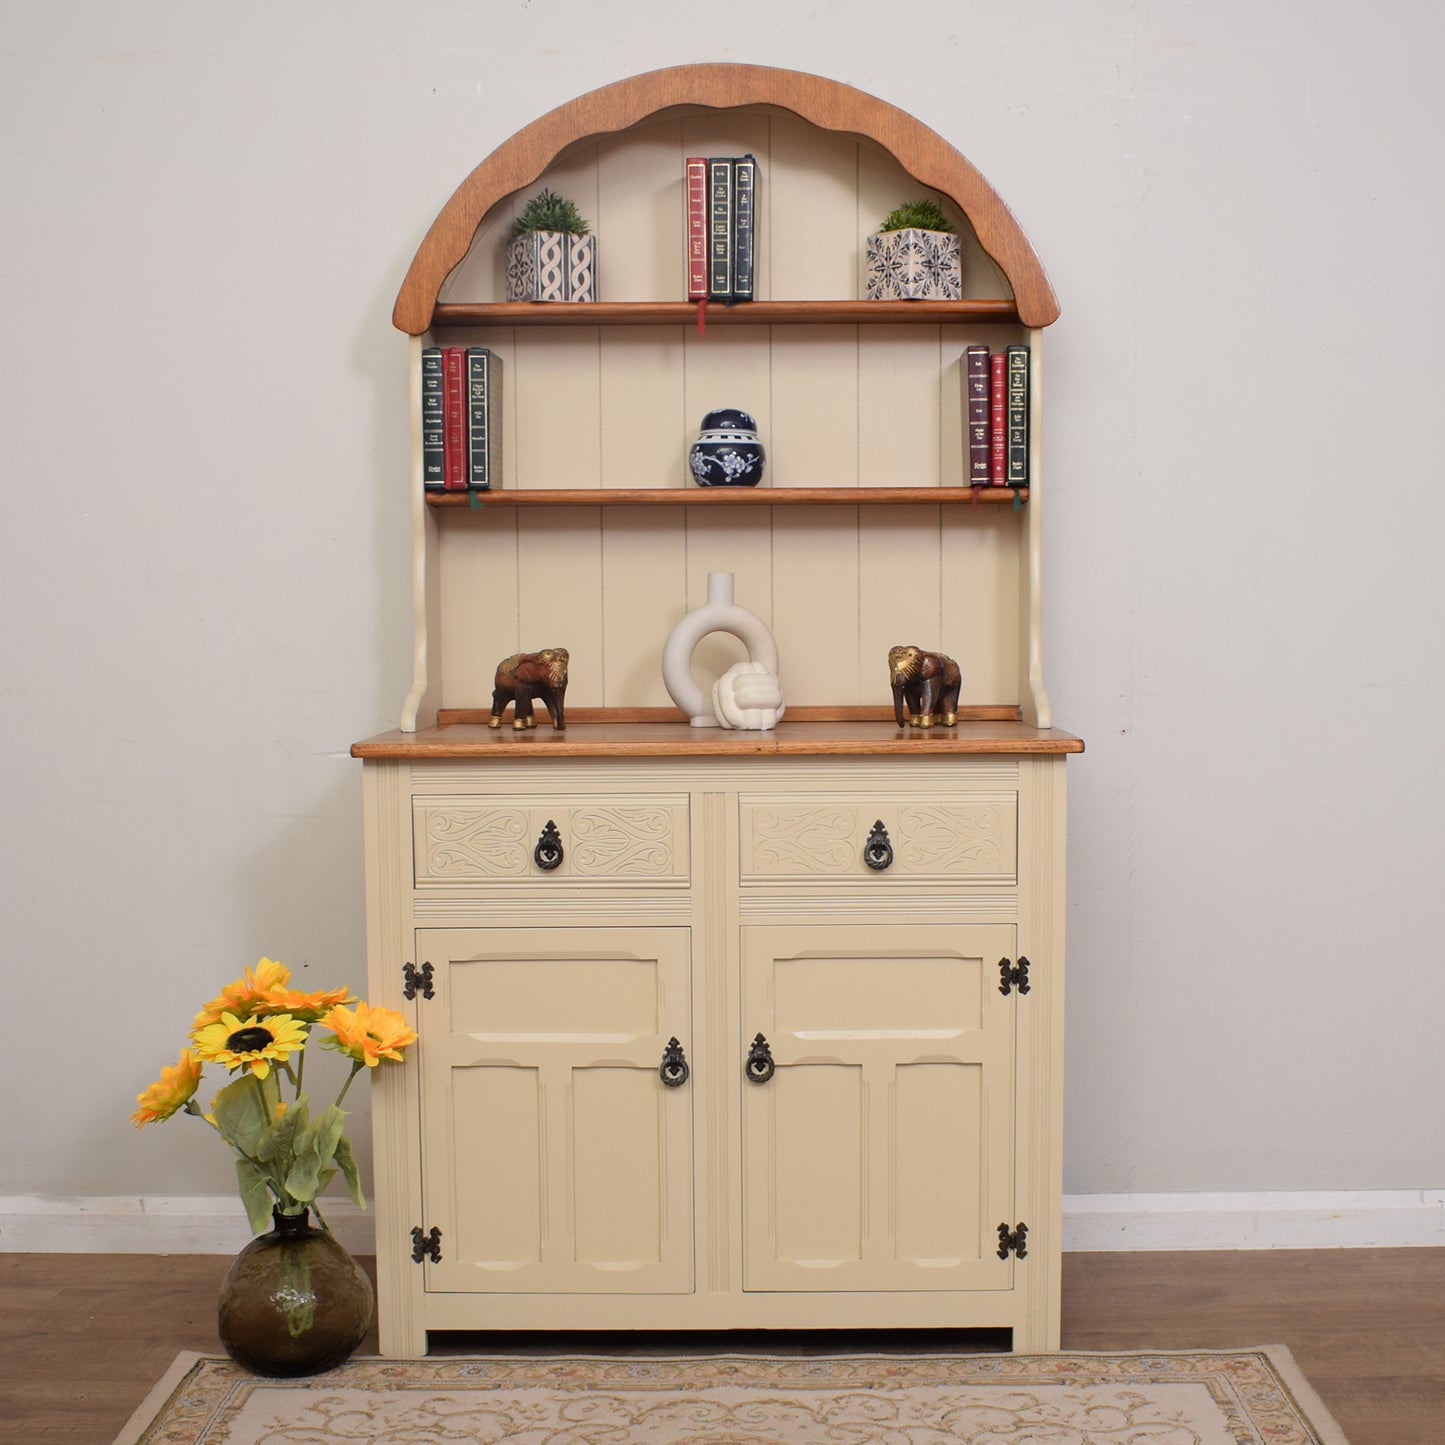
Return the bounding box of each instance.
[1006,344,1030,487]
[731,154,756,301]
[964,344,991,485]
[421,346,445,490]
[989,351,1007,485]
[685,156,708,301]
[442,346,467,490]
[708,157,733,301]
[465,347,499,490]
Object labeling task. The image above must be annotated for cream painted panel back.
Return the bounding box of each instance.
[424,111,1033,713]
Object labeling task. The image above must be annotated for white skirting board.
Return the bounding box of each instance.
[2,1190,1443,1254]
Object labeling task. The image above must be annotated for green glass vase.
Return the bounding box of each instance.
[217,1208,373,1377]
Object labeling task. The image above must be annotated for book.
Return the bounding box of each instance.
[989,351,1007,485]
[964,344,991,486]
[685,157,708,301]
[731,154,756,301]
[465,347,500,490]
[708,157,734,300]
[442,346,467,491]
[1006,344,1030,486]
[421,346,445,490]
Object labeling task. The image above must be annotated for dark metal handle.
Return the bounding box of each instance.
[533,819,563,871]
[745,1032,775,1084]
[864,819,894,871]
[659,1037,689,1088]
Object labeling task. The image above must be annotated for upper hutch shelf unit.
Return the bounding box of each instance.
[388,63,1059,735]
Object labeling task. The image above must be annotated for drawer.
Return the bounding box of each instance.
[738,793,1017,885]
[413,794,690,886]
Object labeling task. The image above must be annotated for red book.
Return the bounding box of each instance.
[989,352,1007,485]
[685,157,708,301]
[442,346,467,490]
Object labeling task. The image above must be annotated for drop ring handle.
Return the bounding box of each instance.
[745,1033,775,1084]
[534,819,564,871]
[864,820,894,871]
[660,1037,689,1088]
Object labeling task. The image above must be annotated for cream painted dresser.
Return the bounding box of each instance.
[354,64,1082,1357]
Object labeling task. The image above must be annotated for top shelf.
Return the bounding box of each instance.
[431,299,1024,330]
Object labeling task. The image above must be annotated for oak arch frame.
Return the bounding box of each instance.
[392,62,1060,333]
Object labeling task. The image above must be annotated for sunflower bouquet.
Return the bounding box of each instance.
[131,958,416,1235]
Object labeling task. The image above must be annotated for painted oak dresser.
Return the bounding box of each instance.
[352,64,1082,1357]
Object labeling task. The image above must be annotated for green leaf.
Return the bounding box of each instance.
[257,1094,309,1165]
[332,1133,366,1210]
[284,1104,348,1203]
[235,1157,274,1236]
[211,1076,272,1156]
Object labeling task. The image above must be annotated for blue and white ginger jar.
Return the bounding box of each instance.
[689,407,765,488]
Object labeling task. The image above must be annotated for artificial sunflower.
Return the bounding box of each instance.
[192,1009,308,1080]
[131,1049,202,1128]
[318,1001,418,1068]
[192,957,293,1029]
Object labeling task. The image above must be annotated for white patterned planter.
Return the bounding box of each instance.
[864,227,962,301]
[506,231,596,302]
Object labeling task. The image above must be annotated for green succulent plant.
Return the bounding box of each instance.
[878,198,954,234]
[514,188,591,237]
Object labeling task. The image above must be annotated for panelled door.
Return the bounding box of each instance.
[416,926,694,1293]
[740,922,1016,1292]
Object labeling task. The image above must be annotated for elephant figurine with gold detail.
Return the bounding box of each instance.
[489,647,569,730]
[888,644,961,728]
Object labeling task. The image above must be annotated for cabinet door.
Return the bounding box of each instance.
[417,927,693,1294]
[740,923,1015,1292]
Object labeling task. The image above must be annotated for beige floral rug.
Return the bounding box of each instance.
[115,1347,1349,1444]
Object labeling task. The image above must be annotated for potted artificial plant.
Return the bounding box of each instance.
[864,197,962,301]
[506,187,597,302]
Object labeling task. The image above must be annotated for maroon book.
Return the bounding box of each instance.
[686,157,708,301]
[989,351,1007,485]
[965,344,991,485]
[443,346,467,491]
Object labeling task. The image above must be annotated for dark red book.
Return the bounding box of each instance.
[989,351,1007,485]
[442,346,467,490]
[685,157,708,301]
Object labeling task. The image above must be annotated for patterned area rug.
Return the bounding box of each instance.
[116,1347,1349,1444]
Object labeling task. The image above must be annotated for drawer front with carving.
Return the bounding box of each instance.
[739,793,1017,886]
[414,795,690,886]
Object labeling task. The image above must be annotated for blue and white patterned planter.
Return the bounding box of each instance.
[864,227,962,301]
[506,231,596,302]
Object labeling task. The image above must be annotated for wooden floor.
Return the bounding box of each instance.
[2,1249,1441,1443]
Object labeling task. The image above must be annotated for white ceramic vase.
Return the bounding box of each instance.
[661,573,784,729]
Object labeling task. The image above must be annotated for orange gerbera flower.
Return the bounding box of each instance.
[192,1010,308,1080]
[193,957,293,1029]
[318,1001,417,1068]
[259,983,354,1022]
[131,1050,203,1129]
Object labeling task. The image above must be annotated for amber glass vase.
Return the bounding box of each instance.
[217,1208,374,1377]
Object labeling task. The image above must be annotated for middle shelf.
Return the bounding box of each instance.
[426,486,1029,508]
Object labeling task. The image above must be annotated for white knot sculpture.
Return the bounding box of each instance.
[661,573,785,729]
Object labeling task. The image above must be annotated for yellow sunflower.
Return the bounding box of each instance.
[192,1010,308,1080]
[192,957,293,1029]
[131,1049,203,1129]
[260,983,355,1023]
[318,1001,418,1068]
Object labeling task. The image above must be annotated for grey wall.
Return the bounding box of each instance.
[2,0,1440,1204]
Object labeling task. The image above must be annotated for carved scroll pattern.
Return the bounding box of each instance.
[418,807,530,879]
[749,807,858,874]
[569,807,676,876]
[899,805,1009,875]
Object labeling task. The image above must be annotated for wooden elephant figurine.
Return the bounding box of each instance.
[489,647,569,730]
[888,644,961,728]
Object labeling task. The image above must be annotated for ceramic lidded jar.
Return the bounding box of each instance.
[688,407,765,487]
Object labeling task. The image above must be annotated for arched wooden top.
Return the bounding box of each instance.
[393,64,1060,333]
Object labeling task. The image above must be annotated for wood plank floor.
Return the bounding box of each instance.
[1,1248,1441,1443]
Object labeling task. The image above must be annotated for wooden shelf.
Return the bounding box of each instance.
[426,486,1028,508]
[431,299,1023,329]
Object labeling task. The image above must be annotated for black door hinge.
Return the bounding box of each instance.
[411,1225,442,1263]
[998,957,1031,996]
[403,961,434,1001]
[997,1222,1029,1259]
